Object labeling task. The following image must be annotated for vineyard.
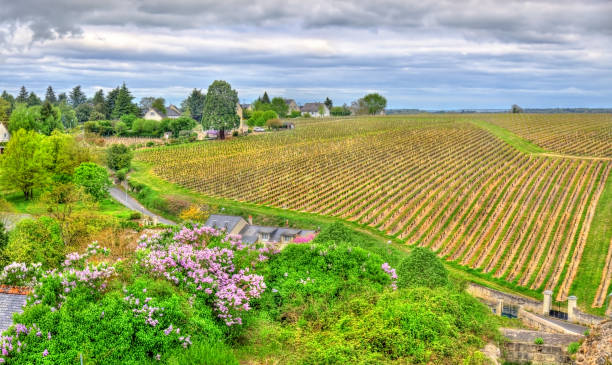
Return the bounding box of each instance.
[137,115,612,310]
[482,113,612,158]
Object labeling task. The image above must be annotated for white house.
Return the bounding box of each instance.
[300,103,330,117]
[0,123,9,154]
[144,105,182,121]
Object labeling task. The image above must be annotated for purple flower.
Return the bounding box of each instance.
[42,349,49,357]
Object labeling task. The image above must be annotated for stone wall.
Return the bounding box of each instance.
[502,342,573,364]
[519,309,578,335]
[467,283,542,313]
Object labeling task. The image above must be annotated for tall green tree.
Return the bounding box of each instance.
[39,101,63,135]
[106,144,133,171]
[75,103,93,124]
[111,83,138,119]
[43,131,92,179]
[0,99,10,121]
[27,92,42,107]
[180,89,206,122]
[139,97,155,114]
[324,97,333,110]
[58,102,77,129]
[45,86,57,104]
[362,93,387,115]
[168,116,196,137]
[261,91,270,104]
[73,162,111,201]
[8,104,40,132]
[270,97,289,118]
[57,92,67,104]
[201,80,240,139]
[92,89,107,116]
[0,129,50,199]
[16,86,28,104]
[105,87,120,119]
[152,98,166,115]
[69,85,87,108]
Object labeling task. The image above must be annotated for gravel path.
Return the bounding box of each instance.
[109,187,176,226]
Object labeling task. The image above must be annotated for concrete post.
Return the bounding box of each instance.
[542,290,553,315]
[568,296,577,322]
[496,299,503,317]
[153,216,158,226]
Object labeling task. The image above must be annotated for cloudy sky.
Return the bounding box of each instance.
[1,0,611,109]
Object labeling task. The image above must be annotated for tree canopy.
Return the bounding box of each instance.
[73,162,111,201]
[201,80,239,139]
[180,89,206,122]
[69,86,87,108]
[362,93,387,115]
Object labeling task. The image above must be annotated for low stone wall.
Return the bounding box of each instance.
[502,342,573,364]
[573,308,603,326]
[519,309,577,335]
[467,283,542,313]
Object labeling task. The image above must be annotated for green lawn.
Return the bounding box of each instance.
[469,119,548,155]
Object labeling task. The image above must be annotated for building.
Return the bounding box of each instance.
[204,214,317,244]
[301,103,330,117]
[284,99,300,113]
[0,123,9,154]
[240,104,252,111]
[144,105,182,121]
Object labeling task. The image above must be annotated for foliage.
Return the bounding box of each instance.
[511,104,523,113]
[39,101,63,136]
[179,205,210,222]
[69,85,87,108]
[567,341,580,354]
[181,89,206,122]
[75,103,93,124]
[0,221,7,250]
[4,216,65,268]
[201,80,240,138]
[266,118,282,129]
[168,116,197,137]
[27,92,42,107]
[534,337,544,345]
[324,97,333,110]
[111,83,139,119]
[7,104,40,132]
[44,131,92,179]
[44,86,57,104]
[0,129,50,199]
[397,247,448,289]
[330,104,351,116]
[0,98,11,121]
[288,110,302,118]
[362,93,387,115]
[107,143,133,171]
[73,162,111,201]
[313,222,354,244]
[152,97,166,115]
[270,97,289,118]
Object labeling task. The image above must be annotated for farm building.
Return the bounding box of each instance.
[284,99,300,113]
[0,123,9,154]
[204,214,316,244]
[301,103,330,117]
[166,104,181,119]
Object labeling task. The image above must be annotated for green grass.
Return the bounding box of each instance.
[571,167,612,314]
[470,119,548,155]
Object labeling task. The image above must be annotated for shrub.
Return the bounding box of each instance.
[567,341,580,354]
[0,221,8,250]
[73,162,111,201]
[164,195,192,215]
[266,118,282,129]
[534,337,544,345]
[397,247,448,289]
[5,217,65,268]
[313,222,354,244]
[106,143,133,171]
[129,212,142,220]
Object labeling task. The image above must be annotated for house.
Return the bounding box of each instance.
[144,105,182,121]
[284,99,300,113]
[301,103,330,117]
[0,123,9,154]
[166,105,181,119]
[204,214,317,244]
[240,104,252,111]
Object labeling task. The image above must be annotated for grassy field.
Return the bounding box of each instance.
[135,114,612,314]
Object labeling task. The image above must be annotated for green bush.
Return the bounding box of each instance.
[534,337,544,345]
[5,217,64,268]
[73,162,111,201]
[397,247,448,289]
[0,221,8,250]
[107,144,133,171]
[567,341,580,354]
[313,222,354,244]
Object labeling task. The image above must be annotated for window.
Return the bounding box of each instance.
[260,232,270,241]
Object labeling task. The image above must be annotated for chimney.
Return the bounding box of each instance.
[248,215,253,225]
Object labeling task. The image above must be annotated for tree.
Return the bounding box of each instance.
[73,162,111,201]
[151,98,166,115]
[111,83,139,119]
[105,87,119,119]
[106,143,133,171]
[75,103,93,123]
[261,91,270,104]
[43,131,92,179]
[201,80,240,139]
[45,86,57,104]
[0,221,7,250]
[8,104,40,132]
[397,247,448,289]
[324,97,333,110]
[5,216,65,268]
[57,92,67,104]
[362,93,387,115]
[168,116,196,137]
[92,89,107,116]
[16,86,28,104]
[139,96,155,114]
[0,98,10,121]
[350,98,369,115]
[270,97,289,118]
[0,129,50,199]
[266,118,282,129]
[511,104,523,113]
[180,89,206,122]
[69,85,87,108]
[331,104,351,116]
[39,101,63,135]
[1,91,15,115]
[27,92,42,107]
[58,102,78,129]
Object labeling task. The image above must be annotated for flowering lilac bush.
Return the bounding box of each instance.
[0,262,42,286]
[381,262,398,290]
[137,225,271,326]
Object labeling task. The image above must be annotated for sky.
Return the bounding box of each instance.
[0,0,611,110]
